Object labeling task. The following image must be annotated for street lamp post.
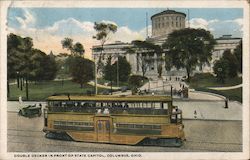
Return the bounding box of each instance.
[16,71,20,88]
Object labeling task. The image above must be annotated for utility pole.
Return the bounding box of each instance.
[94,55,98,95]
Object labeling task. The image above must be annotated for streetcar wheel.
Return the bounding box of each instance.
[138,138,183,147]
[45,132,73,141]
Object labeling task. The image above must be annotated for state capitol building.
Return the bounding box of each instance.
[92,9,241,78]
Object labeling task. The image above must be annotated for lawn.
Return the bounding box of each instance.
[188,73,242,88]
[187,73,242,102]
[8,80,104,101]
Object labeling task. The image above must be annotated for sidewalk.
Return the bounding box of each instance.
[140,79,224,101]
[208,84,242,90]
[88,81,120,90]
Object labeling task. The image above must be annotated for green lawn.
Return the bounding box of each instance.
[188,73,242,88]
[187,73,242,102]
[8,80,103,101]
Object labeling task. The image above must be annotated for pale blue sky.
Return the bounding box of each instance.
[7,8,243,56]
[8,8,243,33]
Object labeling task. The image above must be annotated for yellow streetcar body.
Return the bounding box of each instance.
[43,94,185,147]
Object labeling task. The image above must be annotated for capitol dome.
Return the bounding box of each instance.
[151,10,186,38]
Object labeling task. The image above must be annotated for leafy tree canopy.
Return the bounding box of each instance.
[162,28,216,81]
[61,38,85,56]
[234,40,242,73]
[112,56,132,82]
[68,56,95,88]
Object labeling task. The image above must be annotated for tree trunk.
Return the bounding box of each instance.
[80,83,83,88]
[17,76,19,88]
[186,67,190,82]
[110,80,113,95]
[26,77,29,100]
[20,77,23,91]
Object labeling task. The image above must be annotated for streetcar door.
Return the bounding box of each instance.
[96,118,111,142]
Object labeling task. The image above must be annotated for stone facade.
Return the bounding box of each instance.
[202,35,242,73]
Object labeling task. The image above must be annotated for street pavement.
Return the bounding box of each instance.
[138,78,242,121]
[7,112,242,152]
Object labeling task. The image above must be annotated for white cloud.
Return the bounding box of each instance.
[15,9,36,29]
[100,20,118,27]
[9,15,150,59]
[188,18,243,38]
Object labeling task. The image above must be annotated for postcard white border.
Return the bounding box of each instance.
[0,0,249,160]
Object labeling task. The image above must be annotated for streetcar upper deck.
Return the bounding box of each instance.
[47,94,173,102]
[46,94,173,115]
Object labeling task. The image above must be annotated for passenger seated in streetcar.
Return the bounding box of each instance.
[97,109,102,114]
[103,108,109,114]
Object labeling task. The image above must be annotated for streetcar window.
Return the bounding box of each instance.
[61,102,66,107]
[144,125,153,129]
[135,124,143,128]
[163,103,168,109]
[116,123,161,130]
[53,101,60,107]
[155,103,161,109]
[152,125,161,129]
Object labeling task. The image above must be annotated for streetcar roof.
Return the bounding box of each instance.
[47,95,172,102]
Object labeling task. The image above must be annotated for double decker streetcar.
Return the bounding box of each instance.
[43,94,185,147]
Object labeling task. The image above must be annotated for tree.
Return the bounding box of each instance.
[213,59,228,83]
[69,56,94,88]
[128,75,148,94]
[162,28,216,82]
[29,49,58,82]
[61,38,73,54]
[61,38,85,56]
[73,42,85,56]
[7,33,23,97]
[222,49,238,78]
[234,40,242,73]
[157,64,162,78]
[103,55,116,81]
[93,22,117,73]
[112,56,131,83]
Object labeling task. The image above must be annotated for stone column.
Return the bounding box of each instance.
[154,53,157,73]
